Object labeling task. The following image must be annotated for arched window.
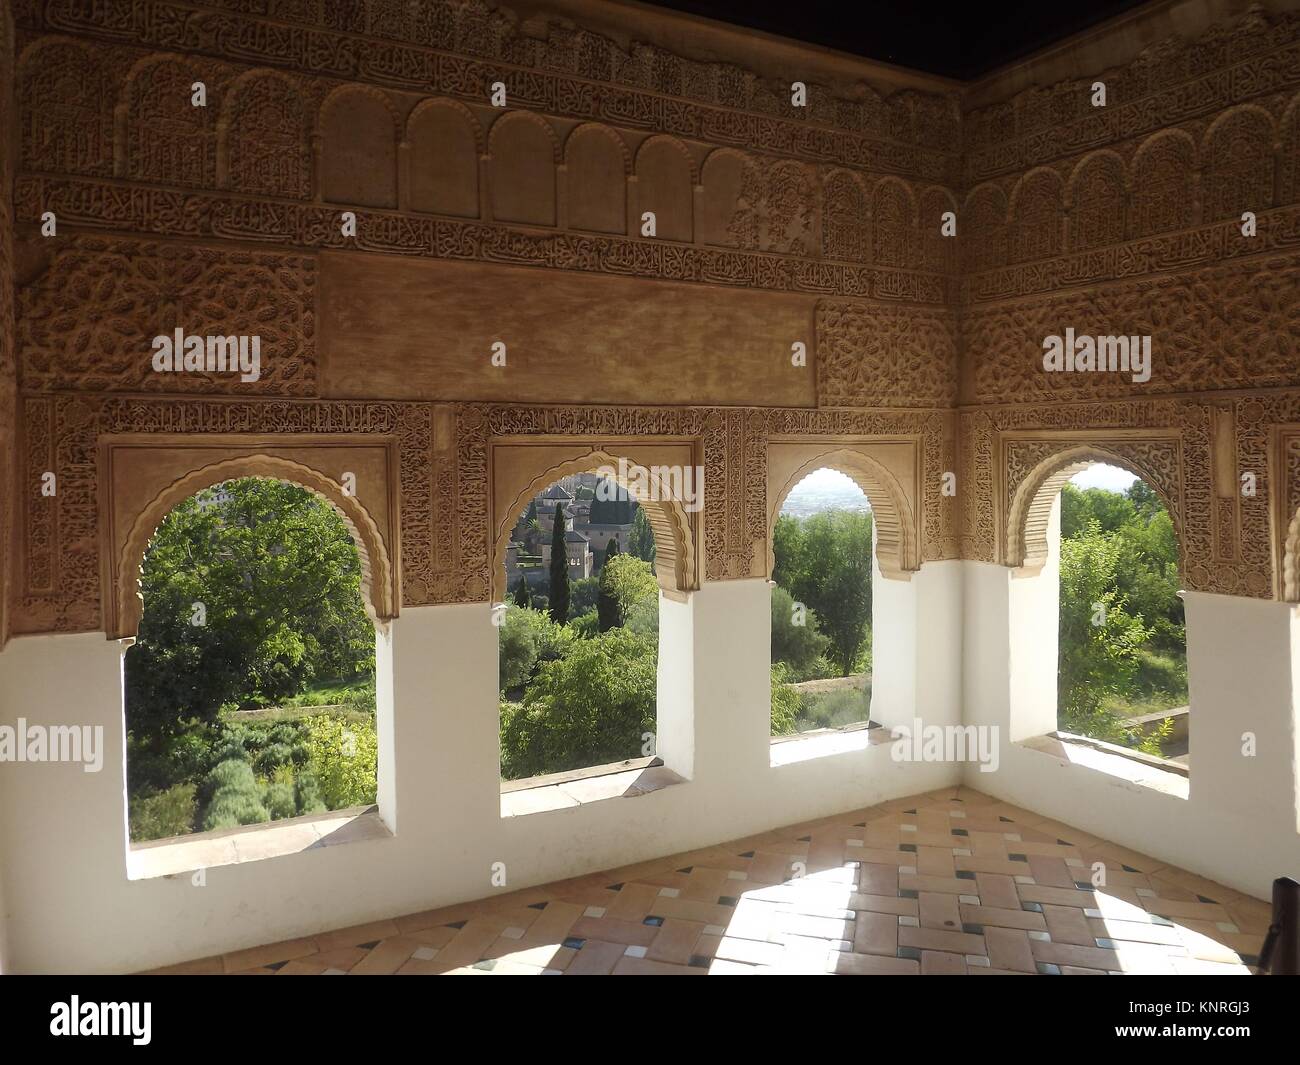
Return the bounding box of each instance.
[769,468,874,739]
[123,477,382,844]
[1037,463,1187,767]
[498,471,662,783]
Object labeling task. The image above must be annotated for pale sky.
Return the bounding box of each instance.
[1069,462,1137,492]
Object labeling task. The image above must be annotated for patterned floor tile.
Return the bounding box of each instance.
[144,789,1267,976]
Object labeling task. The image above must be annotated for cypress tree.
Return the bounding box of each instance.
[597,549,621,631]
[512,575,532,609]
[548,503,570,624]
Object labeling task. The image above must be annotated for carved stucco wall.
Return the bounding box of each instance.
[6,0,1300,643]
[0,0,15,647]
[957,3,1300,601]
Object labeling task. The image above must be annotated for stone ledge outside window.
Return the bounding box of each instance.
[1019,732,1189,799]
[500,758,684,818]
[769,720,885,767]
[126,805,392,881]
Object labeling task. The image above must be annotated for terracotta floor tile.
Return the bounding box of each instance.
[829,951,919,975]
[918,891,962,931]
[984,927,1037,973]
[857,861,900,896]
[613,956,705,975]
[921,950,968,974]
[958,904,1046,932]
[566,940,629,976]
[1029,938,1122,971]
[604,882,663,921]
[648,918,706,964]
[916,846,956,878]
[1042,903,1096,946]
[852,910,898,956]
[899,925,987,955]
[974,873,1021,910]
[569,915,659,947]
[851,893,919,917]
[190,789,1268,979]
[1027,854,1076,888]
[222,936,319,973]
[313,920,402,953]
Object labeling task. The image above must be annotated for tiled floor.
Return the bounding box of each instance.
[150,787,1269,975]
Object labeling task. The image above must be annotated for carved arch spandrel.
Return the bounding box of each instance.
[491,447,697,604]
[1278,428,1300,602]
[765,445,920,582]
[106,454,398,641]
[1284,508,1300,603]
[1003,440,1184,575]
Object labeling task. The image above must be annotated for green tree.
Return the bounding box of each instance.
[771,514,805,592]
[770,585,831,679]
[770,662,803,736]
[1060,483,1137,538]
[597,550,621,632]
[1058,519,1153,739]
[629,506,656,568]
[600,554,657,630]
[498,605,572,691]
[778,510,874,675]
[125,478,374,743]
[570,575,600,618]
[599,537,620,572]
[512,575,532,608]
[1126,479,1163,522]
[500,627,657,779]
[548,503,571,624]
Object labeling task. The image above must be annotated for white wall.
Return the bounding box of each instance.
[873,559,963,735]
[0,571,960,973]
[5,517,1295,970]
[963,517,1300,901]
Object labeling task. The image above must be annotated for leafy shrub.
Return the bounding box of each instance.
[125,478,376,739]
[254,742,295,774]
[197,755,270,830]
[770,586,832,679]
[498,606,573,691]
[294,769,326,815]
[570,576,600,616]
[264,779,298,820]
[500,627,656,780]
[200,756,256,802]
[568,611,600,638]
[798,686,871,731]
[304,715,378,809]
[128,783,198,841]
[203,791,270,831]
[770,663,801,736]
[1058,520,1152,730]
[341,680,377,715]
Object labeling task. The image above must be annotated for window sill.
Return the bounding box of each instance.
[1018,733,1189,799]
[500,759,684,818]
[126,805,391,881]
[769,720,885,767]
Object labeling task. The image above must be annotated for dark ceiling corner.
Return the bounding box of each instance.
[642,0,1155,79]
